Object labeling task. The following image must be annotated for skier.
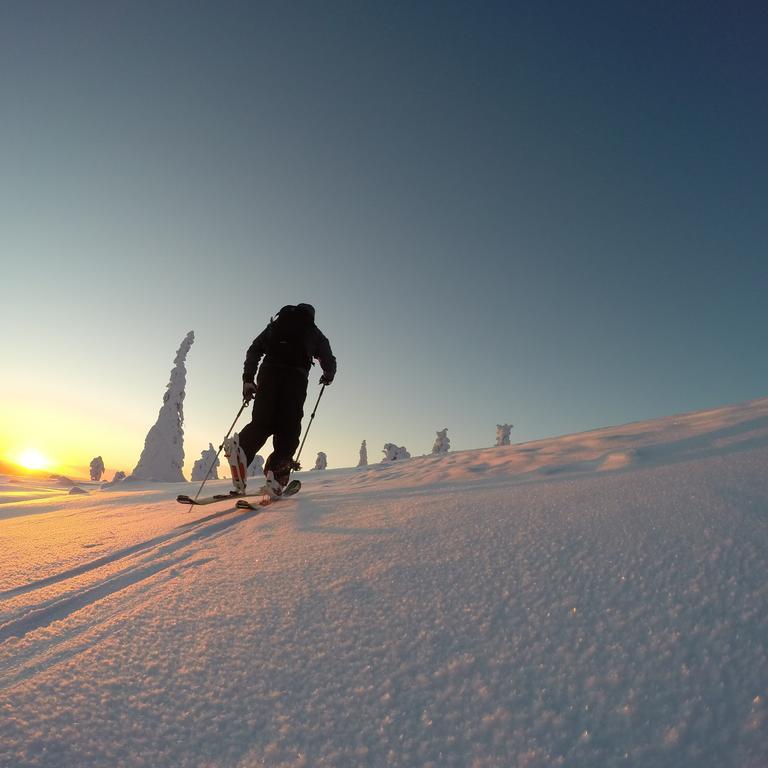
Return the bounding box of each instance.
[224,303,336,495]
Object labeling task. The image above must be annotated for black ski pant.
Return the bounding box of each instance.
[238,365,308,471]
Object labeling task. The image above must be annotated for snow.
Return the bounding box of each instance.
[1,397,767,767]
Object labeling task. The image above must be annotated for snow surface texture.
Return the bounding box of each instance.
[130,331,194,482]
[496,424,513,447]
[1,397,768,767]
[191,444,220,482]
[432,429,450,455]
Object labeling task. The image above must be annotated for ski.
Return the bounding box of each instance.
[177,486,269,507]
[235,480,301,509]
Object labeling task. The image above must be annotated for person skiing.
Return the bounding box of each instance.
[224,303,336,495]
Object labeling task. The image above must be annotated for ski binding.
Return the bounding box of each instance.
[235,479,301,509]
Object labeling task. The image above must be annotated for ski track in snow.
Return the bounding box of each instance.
[1,398,767,767]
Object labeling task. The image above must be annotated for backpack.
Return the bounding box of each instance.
[265,305,315,369]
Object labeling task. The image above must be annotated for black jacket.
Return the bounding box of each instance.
[242,308,336,382]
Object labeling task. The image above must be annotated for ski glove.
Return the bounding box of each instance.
[242,382,257,402]
[319,373,334,386]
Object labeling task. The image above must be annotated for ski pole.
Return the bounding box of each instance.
[193,399,250,500]
[294,384,326,467]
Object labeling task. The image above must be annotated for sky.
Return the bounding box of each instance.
[1,0,766,478]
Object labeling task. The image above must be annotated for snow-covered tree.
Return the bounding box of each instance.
[313,452,327,470]
[357,440,368,467]
[89,456,105,481]
[103,470,126,487]
[496,424,513,447]
[432,428,450,454]
[248,454,265,477]
[130,331,194,482]
[191,443,220,481]
[382,443,411,461]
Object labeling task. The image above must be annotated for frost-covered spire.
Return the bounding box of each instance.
[130,331,194,482]
[313,452,328,470]
[495,424,513,447]
[432,429,450,454]
[89,456,105,481]
[357,440,368,467]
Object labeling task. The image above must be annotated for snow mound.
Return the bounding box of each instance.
[597,449,637,471]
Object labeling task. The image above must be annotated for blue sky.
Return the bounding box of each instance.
[1,1,766,475]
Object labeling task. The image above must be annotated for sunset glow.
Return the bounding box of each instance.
[16,449,51,471]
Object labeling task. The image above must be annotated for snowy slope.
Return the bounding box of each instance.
[1,398,767,767]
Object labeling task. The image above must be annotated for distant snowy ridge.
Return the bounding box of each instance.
[340,396,768,492]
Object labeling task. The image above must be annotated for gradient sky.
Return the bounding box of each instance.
[2,0,767,477]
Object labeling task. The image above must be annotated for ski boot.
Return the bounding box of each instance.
[263,470,283,499]
[263,456,296,499]
[223,432,248,494]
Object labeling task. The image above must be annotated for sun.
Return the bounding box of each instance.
[16,448,51,471]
